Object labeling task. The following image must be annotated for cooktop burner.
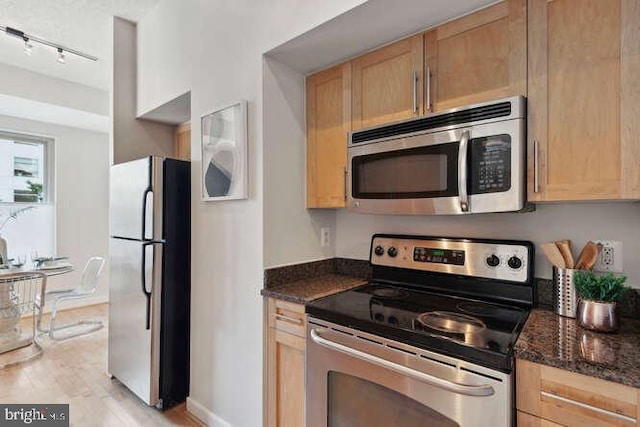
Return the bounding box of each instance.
[366,286,410,299]
[416,311,486,334]
[457,301,504,317]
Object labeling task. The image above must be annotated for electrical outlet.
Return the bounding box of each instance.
[320,227,330,247]
[593,240,623,273]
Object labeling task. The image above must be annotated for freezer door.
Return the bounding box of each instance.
[110,157,164,240]
[108,238,162,406]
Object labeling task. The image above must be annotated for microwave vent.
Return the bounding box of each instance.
[351,101,512,144]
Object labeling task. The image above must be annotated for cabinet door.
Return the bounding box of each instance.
[306,63,351,208]
[266,299,306,427]
[352,34,423,130]
[516,359,640,426]
[174,122,191,161]
[528,0,640,202]
[517,411,563,427]
[424,0,526,112]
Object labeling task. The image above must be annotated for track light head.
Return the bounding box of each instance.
[23,37,33,55]
[57,48,65,64]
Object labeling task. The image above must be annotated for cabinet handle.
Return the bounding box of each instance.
[425,66,432,112]
[275,313,303,325]
[412,70,418,114]
[534,140,539,193]
[540,391,636,424]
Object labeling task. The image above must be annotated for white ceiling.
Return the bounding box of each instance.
[0,0,160,90]
[267,0,497,74]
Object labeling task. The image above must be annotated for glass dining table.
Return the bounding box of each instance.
[0,260,74,365]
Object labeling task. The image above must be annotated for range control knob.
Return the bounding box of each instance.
[486,254,500,267]
[387,247,398,258]
[387,316,398,325]
[374,245,385,256]
[508,256,523,270]
[374,312,385,322]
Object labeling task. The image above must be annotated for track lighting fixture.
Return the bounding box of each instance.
[1,25,98,63]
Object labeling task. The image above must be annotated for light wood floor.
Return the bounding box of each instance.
[0,304,203,426]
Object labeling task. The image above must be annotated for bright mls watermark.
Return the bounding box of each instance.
[0,404,68,426]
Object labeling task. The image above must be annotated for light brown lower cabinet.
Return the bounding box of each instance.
[265,298,306,427]
[516,359,640,426]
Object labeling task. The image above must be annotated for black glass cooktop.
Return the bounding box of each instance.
[306,282,530,373]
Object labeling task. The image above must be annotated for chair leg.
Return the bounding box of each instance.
[48,300,103,341]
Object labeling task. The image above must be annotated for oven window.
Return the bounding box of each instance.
[327,371,459,427]
[351,142,458,199]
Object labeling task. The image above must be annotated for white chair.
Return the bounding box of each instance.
[36,256,105,340]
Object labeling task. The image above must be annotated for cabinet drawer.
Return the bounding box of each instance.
[517,359,640,426]
[267,299,306,338]
[517,411,562,426]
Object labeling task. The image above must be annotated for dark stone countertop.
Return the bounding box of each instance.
[514,309,640,388]
[260,274,367,305]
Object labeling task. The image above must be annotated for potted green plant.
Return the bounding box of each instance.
[574,271,629,332]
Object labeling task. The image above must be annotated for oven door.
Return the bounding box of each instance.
[306,319,512,427]
[347,118,525,215]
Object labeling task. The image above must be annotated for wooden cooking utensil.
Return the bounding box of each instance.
[555,240,574,269]
[575,241,600,270]
[541,243,566,269]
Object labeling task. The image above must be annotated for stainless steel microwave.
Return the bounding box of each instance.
[347,96,527,215]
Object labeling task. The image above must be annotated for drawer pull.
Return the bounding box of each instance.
[275,313,303,325]
[541,391,636,424]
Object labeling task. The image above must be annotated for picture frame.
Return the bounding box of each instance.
[201,100,248,201]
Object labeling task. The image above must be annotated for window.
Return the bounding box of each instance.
[0,131,53,204]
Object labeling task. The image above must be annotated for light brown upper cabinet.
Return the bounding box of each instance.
[528,0,640,202]
[424,0,527,112]
[174,122,191,161]
[351,35,424,130]
[306,63,351,208]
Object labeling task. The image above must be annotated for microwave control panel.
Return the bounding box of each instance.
[470,135,511,194]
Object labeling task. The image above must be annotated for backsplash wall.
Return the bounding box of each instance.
[335,202,640,288]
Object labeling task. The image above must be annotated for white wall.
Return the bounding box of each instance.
[111,17,174,165]
[0,115,110,304]
[336,203,640,287]
[0,63,108,116]
[136,2,192,117]
[263,58,336,267]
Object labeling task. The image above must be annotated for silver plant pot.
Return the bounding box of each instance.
[577,300,619,333]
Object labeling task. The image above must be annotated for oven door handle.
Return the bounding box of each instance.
[458,130,470,212]
[310,329,495,397]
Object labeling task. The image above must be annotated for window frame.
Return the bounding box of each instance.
[0,130,55,205]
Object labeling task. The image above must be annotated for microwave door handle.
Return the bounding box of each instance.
[458,130,470,212]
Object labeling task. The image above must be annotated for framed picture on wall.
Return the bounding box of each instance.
[200,100,248,201]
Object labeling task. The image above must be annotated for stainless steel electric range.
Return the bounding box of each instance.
[305,234,534,427]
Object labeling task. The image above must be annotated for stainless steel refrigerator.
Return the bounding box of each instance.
[108,156,190,409]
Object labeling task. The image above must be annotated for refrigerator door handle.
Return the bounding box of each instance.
[141,187,153,240]
[141,240,164,330]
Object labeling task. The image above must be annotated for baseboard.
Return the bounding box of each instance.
[186,397,232,427]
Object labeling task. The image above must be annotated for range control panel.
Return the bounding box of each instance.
[370,235,532,284]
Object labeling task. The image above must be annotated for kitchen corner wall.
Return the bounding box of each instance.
[111,17,174,165]
[136,1,367,426]
[336,203,640,287]
[263,57,336,267]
